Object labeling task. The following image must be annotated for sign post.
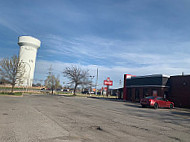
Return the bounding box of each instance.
[104,77,113,97]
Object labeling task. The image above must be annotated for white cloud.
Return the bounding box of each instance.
[34,57,190,89]
[41,34,190,68]
[0,17,25,34]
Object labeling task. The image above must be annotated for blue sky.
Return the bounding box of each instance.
[0,0,190,88]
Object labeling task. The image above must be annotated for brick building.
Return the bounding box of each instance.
[123,74,170,102]
[169,75,190,108]
[123,74,190,108]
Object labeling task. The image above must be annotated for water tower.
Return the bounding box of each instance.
[18,36,41,87]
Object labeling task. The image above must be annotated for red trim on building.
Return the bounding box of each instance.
[123,74,136,100]
[123,74,127,100]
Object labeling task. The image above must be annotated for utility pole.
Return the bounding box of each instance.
[119,79,122,86]
[89,75,94,94]
[95,68,98,95]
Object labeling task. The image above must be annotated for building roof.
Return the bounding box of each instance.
[126,74,170,87]
[129,74,170,79]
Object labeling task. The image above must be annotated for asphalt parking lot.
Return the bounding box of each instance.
[0,94,190,142]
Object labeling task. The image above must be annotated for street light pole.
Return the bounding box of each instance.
[95,68,98,95]
[89,75,94,94]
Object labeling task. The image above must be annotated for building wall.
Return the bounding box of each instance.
[127,87,169,102]
[169,75,190,108]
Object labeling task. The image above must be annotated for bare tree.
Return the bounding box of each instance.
[0,77,6,85]
[0,55,25,93]
[45,66,60,94]
[63,66,90,95]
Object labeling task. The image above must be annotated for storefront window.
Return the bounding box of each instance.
[128,89,132,101]
[143,88,149,98]
[152,90,157,96]
[135,89,140,101]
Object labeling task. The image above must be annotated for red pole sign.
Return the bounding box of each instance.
[104,77,113,86]
[103,77,113,97]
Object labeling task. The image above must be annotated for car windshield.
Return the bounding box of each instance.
[156,97,165,101]
[145,96,156,99]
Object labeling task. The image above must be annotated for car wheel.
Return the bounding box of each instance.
[154,103,158,109]
[142,105,146,108]
[170,104,173,109]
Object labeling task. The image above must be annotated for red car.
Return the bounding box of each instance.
[140,96,174,109]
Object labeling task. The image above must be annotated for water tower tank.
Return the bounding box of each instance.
[18,36,41,87]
